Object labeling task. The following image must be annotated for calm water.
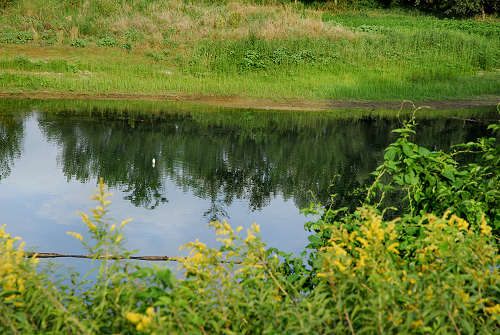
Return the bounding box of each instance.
[0,100,496,267]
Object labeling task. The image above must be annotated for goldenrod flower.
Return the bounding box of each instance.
[411,320,423,328]
[141,316,152,327]
[67,232,83,241]
[110,224,115,232]
[485,304,500,315]
[251,222,260,233]
[125,312,142,324]
[121,218,132,228]
[387,242,399,254]
[245,229,256,243]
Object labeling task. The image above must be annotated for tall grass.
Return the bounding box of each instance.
[0,1,499,100]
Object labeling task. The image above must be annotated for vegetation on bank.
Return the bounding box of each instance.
[0,0,499,101]
[0,108,499,333]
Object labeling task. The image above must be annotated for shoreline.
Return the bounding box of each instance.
[1,91,499,111]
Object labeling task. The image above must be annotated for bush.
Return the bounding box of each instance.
[410,0,491,17]
[70,38,87,48]
[96,35,117,47]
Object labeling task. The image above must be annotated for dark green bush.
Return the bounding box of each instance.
[410,0,495,17]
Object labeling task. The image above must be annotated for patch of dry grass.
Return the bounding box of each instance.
[2,0,357,49]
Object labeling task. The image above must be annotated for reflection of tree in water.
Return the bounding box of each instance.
[0,112,24,181]
[38,111,167,209]
[36,109,490,220]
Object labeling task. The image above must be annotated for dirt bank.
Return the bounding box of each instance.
[1,91,499,111]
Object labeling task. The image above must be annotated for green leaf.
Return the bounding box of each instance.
[402,143,415,157]
[392,128,416,134]
[418,147,431,156]
[442,165,455,182]
[384,148,397,161]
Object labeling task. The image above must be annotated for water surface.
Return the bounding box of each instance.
[0,99,496,266]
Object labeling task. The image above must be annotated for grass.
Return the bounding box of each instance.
[0,0,499,102]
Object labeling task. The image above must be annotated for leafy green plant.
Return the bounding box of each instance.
[145,51,165,62]
[96,35,117,47]
[70,38,87,48]
[121,42,132,52]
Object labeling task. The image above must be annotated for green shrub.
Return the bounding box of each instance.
[0,31,33,44]
[411,0,490,17]
[96,35,117,47]
[70,38,87,48]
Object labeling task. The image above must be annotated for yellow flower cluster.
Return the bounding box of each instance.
[0,224,38,307]
[317,208,400,279]
[71,178,132,252]
[125,307,155,331]
[67,231,83,241]
[484,304,500,320]
[179,219,269,297]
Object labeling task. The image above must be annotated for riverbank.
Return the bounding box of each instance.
[1,2,499,103]
[1,91,499,111]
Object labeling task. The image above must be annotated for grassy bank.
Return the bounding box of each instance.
[0,0,499,102]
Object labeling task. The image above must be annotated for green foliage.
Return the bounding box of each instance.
[96,35,117,47]
[70,38,87,48]
[409,0,496,17]
[304,110,499,271]
[366,112,499,230]
[0,31,33,44]
[317,0,499,17]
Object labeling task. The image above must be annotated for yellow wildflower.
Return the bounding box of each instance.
[411,320,423,328]
[87,222,97,231]
[485,304,500,315]
[125,312,142,324]
[334,259,347,272]
[141,316,152,327]
[66,232,83,241]
[120,218,132,228]
[387,242,400,254]
[356,237,368,246]
[251,222,260,234]
[115,235,122,243]
[110,224,115,232]
[480,220,492,236]
[146,307,155,316]
[245,229,256,243]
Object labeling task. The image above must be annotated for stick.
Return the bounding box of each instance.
[25,252,183,262]
[25,252,242,264]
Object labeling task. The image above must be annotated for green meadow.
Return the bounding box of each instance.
[0,0,499,103]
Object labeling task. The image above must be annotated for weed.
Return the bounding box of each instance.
[145,51,164,62]
[70,38,87,48]
[121,42,132,52]
[96,35,117,47]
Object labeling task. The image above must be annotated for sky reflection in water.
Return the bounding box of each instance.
[0,100,495,275]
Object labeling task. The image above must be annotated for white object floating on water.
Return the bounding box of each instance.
[152,158,156,168]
